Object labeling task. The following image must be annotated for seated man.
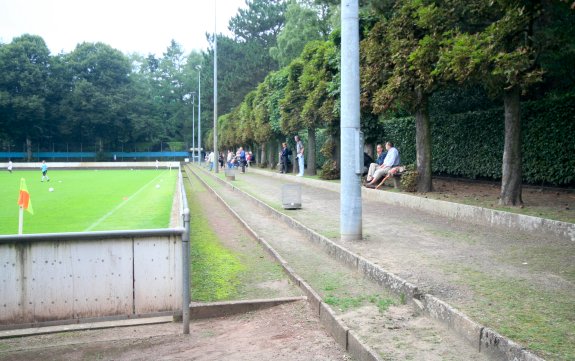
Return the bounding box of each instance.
[365,141,400,188]
[366,144,387,182]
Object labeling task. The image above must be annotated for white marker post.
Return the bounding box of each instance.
[18,206,23,234]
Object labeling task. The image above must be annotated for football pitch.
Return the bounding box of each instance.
[0,169,178,235]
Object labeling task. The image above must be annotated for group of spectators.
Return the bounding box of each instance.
[279,135,305,176]
[364,142,401,188]
[203,137,398,186]
[206,147,253,173]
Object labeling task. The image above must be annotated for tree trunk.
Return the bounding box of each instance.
[267,140,275,169]
[307,128,316,175]
[499,86,523,206]
[26,136,32,162]
[260,143,266,167]
[415,92,432,192]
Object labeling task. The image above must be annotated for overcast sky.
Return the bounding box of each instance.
[0,0,246,56]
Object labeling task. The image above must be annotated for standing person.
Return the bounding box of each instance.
[7,159,13,173]
[155,159,159,170]
[218,153,224,168]
[365,142,401,187]
[41,160,50,182]
[238,147,246,173]
[227,150,233,168]
[279,143,291,174]
[208,151,215,171]
[366,144,387,182]
[247,151,252,168]
[295,135,304,176]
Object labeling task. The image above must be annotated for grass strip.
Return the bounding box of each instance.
[184,174,244,301]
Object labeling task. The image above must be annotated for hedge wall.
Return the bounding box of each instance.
[379,93,575,186]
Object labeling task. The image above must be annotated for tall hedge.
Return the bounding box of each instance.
[379,93,575,186]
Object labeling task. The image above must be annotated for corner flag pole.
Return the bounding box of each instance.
[17,178,33,234]
[18,206,23,234]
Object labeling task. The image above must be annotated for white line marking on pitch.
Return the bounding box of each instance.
[84,171,167,232]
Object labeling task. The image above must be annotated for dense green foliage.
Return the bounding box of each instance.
[380,93,575,186]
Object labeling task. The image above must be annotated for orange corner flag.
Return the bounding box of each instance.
[17,178,34,215]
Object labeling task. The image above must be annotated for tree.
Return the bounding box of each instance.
[228,0,286,47]
[270,0,328,67]
[299,40,339,175]
[361,1,457,192]
[435,0,574,205]
[0,34,52,160]
[59,42,132,151]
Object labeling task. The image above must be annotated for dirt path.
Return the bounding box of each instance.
[200,167,574,361]
[0,302,350,361]
[192,168,490,361]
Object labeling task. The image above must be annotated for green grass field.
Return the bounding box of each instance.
[0,169,178,235]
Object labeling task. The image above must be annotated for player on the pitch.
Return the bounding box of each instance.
[41,160,50,182]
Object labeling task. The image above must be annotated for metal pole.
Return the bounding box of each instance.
[182,207,190,334]
[196,65,202,164]
[340,0,362,241]
[192,93,196,163]
[213,0,219,173]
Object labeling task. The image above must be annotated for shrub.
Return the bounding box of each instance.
[400,164,419,192]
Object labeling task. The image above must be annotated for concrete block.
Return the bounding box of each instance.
[189,297,306,320]
[347,330,383,361]
[480,327,545,361]
[323,241,359,269]
[319,302,348,349]
[281,264,302,288]
[299,279,322,316]
[356,257,419,300]
[421,294,482,349]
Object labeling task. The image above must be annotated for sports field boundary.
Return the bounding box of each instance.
[0,161,180,170]
[189,164,545,361]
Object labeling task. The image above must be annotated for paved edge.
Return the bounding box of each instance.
[186,166,383,361]
[0,316,173,339]
[248,167,575,243]
[189,297,307,319]
[190,165,546,361]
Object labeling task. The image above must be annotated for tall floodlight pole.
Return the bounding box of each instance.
[213,0,219,173]
[196,65,202,163]
[340,0,362,240]
[191,92,196,163]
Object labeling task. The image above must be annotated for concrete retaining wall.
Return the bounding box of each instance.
[0,230,183,329]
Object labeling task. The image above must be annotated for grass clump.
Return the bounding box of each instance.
[445,265,574,361]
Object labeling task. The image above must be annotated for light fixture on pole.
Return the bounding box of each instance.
[195,65,202,163]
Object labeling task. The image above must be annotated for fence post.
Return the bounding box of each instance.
[182,207,191,334]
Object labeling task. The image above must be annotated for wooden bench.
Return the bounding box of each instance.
[375,166,405,189]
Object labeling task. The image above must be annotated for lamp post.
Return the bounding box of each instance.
[213,0,219,173]
[191,92,196,162]
[196,65,202,163]
[340,0,362,240]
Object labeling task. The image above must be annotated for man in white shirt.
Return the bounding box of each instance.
[208,151,215,171]
[365,142,400,187]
